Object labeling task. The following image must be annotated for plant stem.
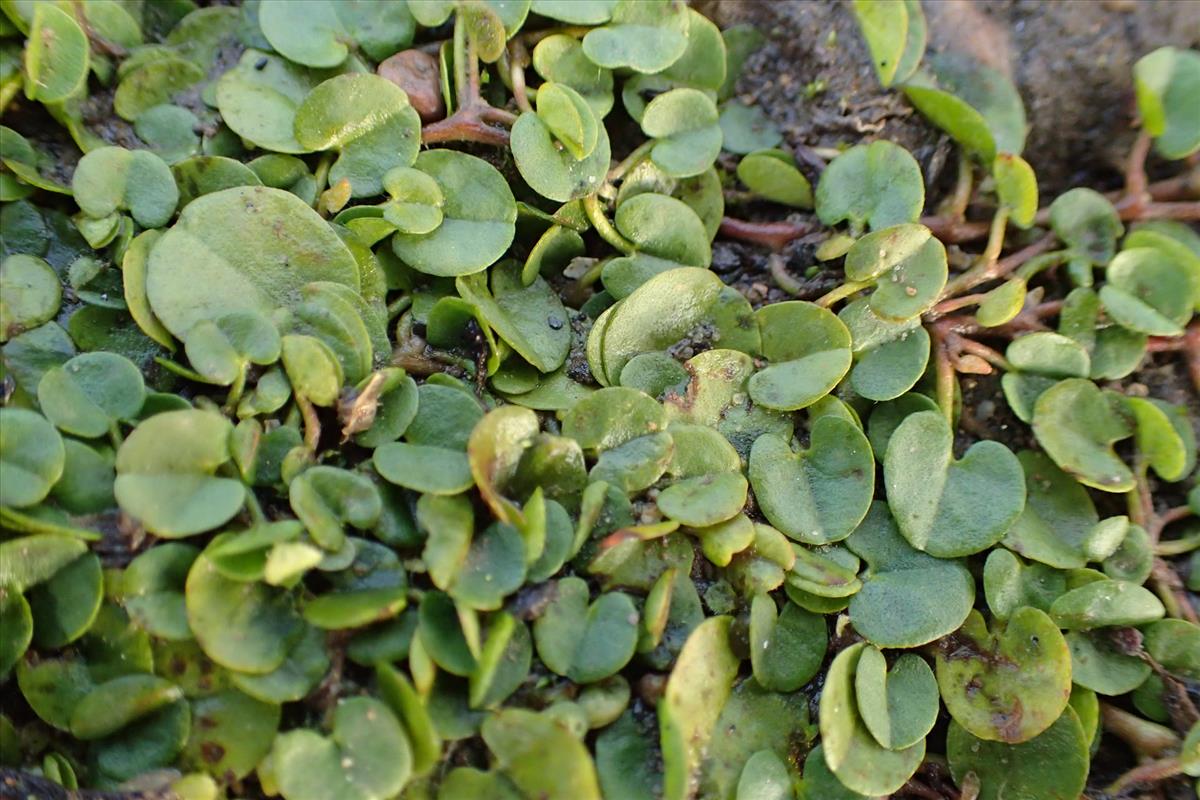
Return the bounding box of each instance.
[387,295,413,320]
[607,140,655,183]
[312,152,334,207]
[584,194,636,254]
[244,487,266,525]
[1125,130,1153,214]
[718,216,811,251]
[297,395,321,454]
[815,279,871,308]
[453,12,469,108]
[1100,702,1181,758]
[942,230,1057,300]
[1106,756,1184,796]
[768,252,805,296]
[939,150,974,219]
[930,326,956,424]
[939,209,1009,300]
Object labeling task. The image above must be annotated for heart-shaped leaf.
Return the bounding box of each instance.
[72,147,178,229]
[0,408,65,508]
[935,607,1071,743]
[186,553,304,674]
[1049,188,1122,270]
[749,418,874,544]
[750,301,852,411]
[114,409,244,537]
[259,0,414,68]
[820,643,924,796]
[581,0,689,75]
[533,577,638,683]
[1,255,61,342]
[855,647,938,752]
[289,466,382,550]
[815,141,924,233]
[1032,378,1134,492]
[748,594,826,692]
[37,352,146,438]
[215,50,332,154]
[1100,247,1193,336]
[392,150,517,276]
[147,186,360,341]
[846,502,976,648]
[532,34,614,118]
[23,3,89,103]
[1049,578,1165,630]
[947,708,1090,800]
[641,88,722,179]
[840,299,930,400]
[1067,629,1152,695]
[885,410,1025,556]
[660,616,739,800]
[1134,46,1200,160]
[482,708,602,800]
[272,697,411,800]
[1002,451,1107,569]
[295,74,421,198]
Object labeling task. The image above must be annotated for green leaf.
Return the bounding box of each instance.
[533,577,638,683]
[1002,451,1105,569]
[736,149,813,208]
[289,466,382,550]
[146,186,360,341]
[185,689,280,780]
[114,410,244,537]
[532,34,614,119]
[581,0,689,75]
[847,502,976,648]
[1067,629,1151,695]
[1128,397,1194,481]
[615,193,711,267]
[947,708,1089,800]
[657,473,747,528]
[482,708,602,800]
[751,301,852,411]
[0,533,85,593]
[381,166,444,234]
[0,255,61,342]
[884,410,1025,556]
[457,261,572,373]
[852,0,925,87]
[660,616,739,800]
[815,141,925,233]
[749,418,874,544]
[37,351,146,438]
[295,74,421,198]
[1100,247,1193,335]
[641,88,722,179]
[1134,46,1200,159]
[904,52,1027,161]
[186,553,304,674]
[72,146,178,229]
[0,589,32,676]
[1032,378,1135,492]
[259,0,414,68]
[748,594,826,692]
[820,643,924,795]
[215,50,332,154]
[272,697,411,800]
[1049,188,1122,268]
[935,608,1071,743]
[392,150,517,276]
[855,646,938,750]
[114,54,206,122]
[993,153,1038,227]
[0,408,65,509]
[24,3,89,103]
[1049,578,1165,630]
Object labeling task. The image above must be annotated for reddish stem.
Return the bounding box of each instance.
[718,217,812,251]
[421,103,513,146]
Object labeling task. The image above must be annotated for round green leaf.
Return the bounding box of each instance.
[1067,629,1151,695]
[885,410,1025,556]
[289,466,382,551]
[994,153,1038,227]
[374,442,474,495]
[855,646,938,750]
[736,149,813,208]
[72,146,178,229]
[748,594,826,692]
[295,74,421,198]
[750,301,852,411]
[28,551,102,647]
[820,643,924,796]
[114,410,244,538]
[717,102,783,155]
[532,33,614,118]
[0,534,86,593]
[215,50,331,154]
[146,185,360,341]
[749,418,873,544]
[392,150,517,277]
[0,408,66,508]
[0,589,32,676]
[815,141,924,233]
[1134,46,1200,160]
[946,708,1089,800]
[657,472,747,528]
[935,607,1071,743]
[186,554,303,674]
[1048,187,1122,267]
[1031,378,1134,492]
[37,352,146,438]
[0,255,60,343]
[581,0,689,75]
[23,3,89,104]
[846,502,976,648]
[272,697,411,800]
[512,94,612,203]
[1100,247,1193,336]
[614,193,711,267]
[641,88,722,179]
[1002,451,1102,569]
[381,166,443,234]
[533,577,638,683]
[1049,578,1165,630]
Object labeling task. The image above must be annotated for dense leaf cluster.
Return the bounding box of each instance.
[1,1,1199,799]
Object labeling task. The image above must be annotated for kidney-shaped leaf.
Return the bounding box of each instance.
[815,141,924,233]
[1032,378,1134,492]
[0,408,66,508]
[72,147,178,229]
[38,352,146,438]
[533,577,638,683]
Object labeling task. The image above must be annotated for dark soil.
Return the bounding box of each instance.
[705,0,1200,196]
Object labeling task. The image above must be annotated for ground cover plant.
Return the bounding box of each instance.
[0,0,1198,798]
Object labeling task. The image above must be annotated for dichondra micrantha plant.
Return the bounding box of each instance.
[1,1,1199,798]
